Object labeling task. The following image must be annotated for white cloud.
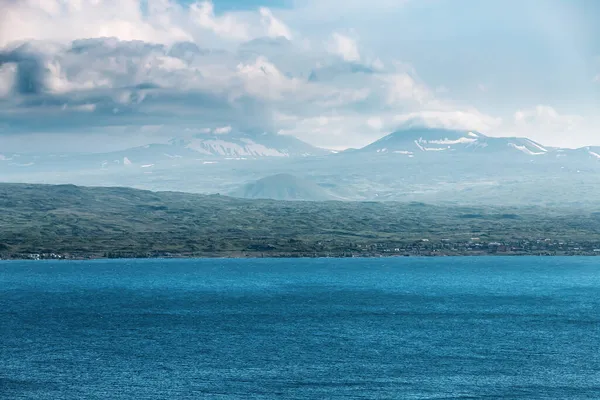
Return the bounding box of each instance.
[0,0,295,48]
[0,33,505,150]
[155,56,189,72]
[594,74,600,83]
[8,0,580,152]
[61,103,97,112]
[16,38,231,96]
[236,56,299,100]
[313,87,371,108]
[259,8,292,40]
[278,113,365,149]
[394,110,502,133]
[514,105,581,131]
[509,105,590,148]
[213,126,232,134]
[384,72,432,107]
[0,0,192,47]
[328,33,360,62]
[370,58,385,71]
[1,28,516,151]
[367,117,383,130]
[189,1,249,41]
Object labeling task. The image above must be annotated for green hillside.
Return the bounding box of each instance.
[1,183,600,258]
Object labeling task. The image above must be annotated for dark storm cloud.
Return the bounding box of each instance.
[0,45,47,95]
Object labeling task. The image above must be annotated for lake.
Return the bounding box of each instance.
[2,257,600,399]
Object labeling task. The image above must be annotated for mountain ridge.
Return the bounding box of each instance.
[355,128,554,157]
[3,127,600,207]
[3,127,600,161]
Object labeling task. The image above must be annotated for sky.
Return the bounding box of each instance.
[0,0,599,152]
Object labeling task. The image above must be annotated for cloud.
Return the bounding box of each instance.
[0,0,522,152]
[0,46,48,95]
[259,8,293,40]
[514,105,582,131]
[213,125,232,134]
[384,72,433,107]
[367,117,383,130]
[1,0,599,153]
[328,33,360,62]
[594,74,600,83]
[0,63,17,97]
[236,56,300,100]
[510,105,590,147]
[0,0,291,48]
[61,103,97,112]
[189,1,249,41]
[394,110,502,133]
[0,0,192,47]
[0,34,502,150]
[277,113,370,149]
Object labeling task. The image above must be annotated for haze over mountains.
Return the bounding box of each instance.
[230,173,340,201]
[2,127,600,206]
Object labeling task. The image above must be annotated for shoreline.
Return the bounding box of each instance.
[3,251,600,261]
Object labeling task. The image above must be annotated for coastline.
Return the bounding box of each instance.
[3,250,600,261]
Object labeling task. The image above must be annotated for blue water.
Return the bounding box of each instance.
[2,258,600,399]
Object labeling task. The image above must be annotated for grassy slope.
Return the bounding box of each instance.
[1,183,600,257]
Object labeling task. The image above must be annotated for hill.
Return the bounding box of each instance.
[2,183,600,258]
[230,174,337,201]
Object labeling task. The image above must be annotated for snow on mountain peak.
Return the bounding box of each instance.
[359,128,557,158]
[185,138,289,157]
[587,149,600,159]
[507,143,545,156]
[426,137,477,145]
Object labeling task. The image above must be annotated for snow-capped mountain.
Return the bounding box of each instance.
[89,131,331,172]
[357,128,551,157]
[0,131,330,174]
[168,131,329,158]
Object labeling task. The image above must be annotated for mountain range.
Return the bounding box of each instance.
[2,127,600,206]
[353,128,600,161]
